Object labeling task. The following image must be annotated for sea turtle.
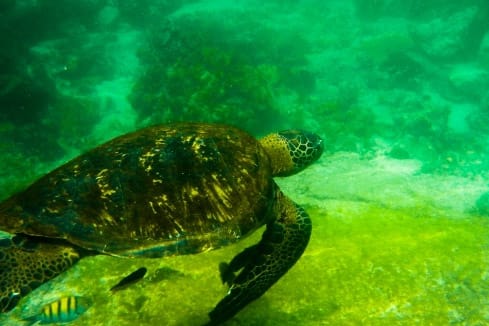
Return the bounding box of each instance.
[0,122,323,324]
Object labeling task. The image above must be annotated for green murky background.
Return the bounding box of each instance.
[1,1,489,325]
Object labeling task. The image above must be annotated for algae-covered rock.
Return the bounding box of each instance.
[410,5,489,61]
[474,191,489,216]
[479,31,489,66]
[449,64,489,100]
[388,144,411,159]
[129,13,314,133]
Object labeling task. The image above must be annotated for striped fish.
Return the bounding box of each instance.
[25,296,92,325]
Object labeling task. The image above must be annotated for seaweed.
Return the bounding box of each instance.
[313,89,378,153]
[129,13,314,134]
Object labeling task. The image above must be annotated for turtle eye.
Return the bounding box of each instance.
[279,130,324,171]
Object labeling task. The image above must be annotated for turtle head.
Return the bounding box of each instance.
[259,129,323,177]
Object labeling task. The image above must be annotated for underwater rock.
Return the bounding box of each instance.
[478,31,489,66]
[449,64,489,100]
[357,28,415,65]
[409,6,484,60]
[130,13,312,133]
[352,0,413,20]
[97,5,119,27]
[146,267,184,284]
[378,51,423,89]
[0,77,52,125]
[466,100,489,134]
[0,54,56,126]
[475,191,489,216]
[388,145,411,160]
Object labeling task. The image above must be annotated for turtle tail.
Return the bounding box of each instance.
[0,235,81,313]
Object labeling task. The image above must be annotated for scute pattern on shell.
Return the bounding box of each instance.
[0,123,275,257]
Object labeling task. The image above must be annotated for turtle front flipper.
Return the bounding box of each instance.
[208,192,312,325]
[0,235,81,312]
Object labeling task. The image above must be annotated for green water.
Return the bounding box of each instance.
[1,0,489,325]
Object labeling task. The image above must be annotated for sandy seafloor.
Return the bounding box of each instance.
[1,0,489,325]
[2,153,488,325]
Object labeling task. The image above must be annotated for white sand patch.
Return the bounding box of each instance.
[277,152,488,215]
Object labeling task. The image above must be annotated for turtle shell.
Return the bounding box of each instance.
[0,123,275,257]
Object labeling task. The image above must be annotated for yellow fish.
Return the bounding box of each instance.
[25,296,92,325]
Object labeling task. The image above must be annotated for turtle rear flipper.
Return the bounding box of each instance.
[0,236,81,312]
[208,193,312,324]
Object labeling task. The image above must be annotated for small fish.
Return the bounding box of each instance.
[110,267,147,292]
[24,296,92,325]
